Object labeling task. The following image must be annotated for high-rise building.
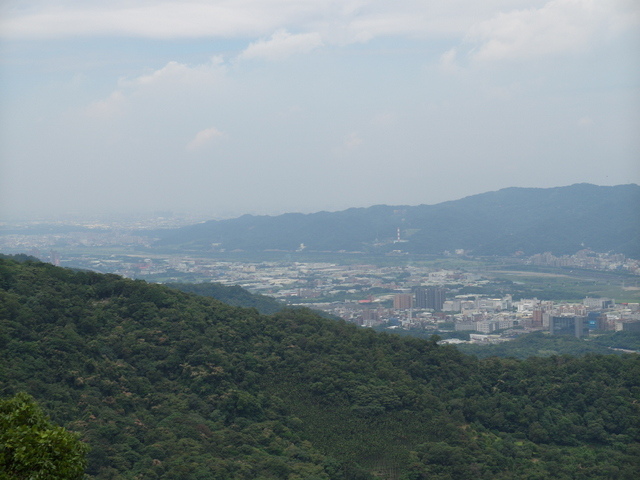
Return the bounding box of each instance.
[583,297,614,309]
[413,288,427,308]
[413,287,446,310]
[427,287,446,311]
[615,321,640,332]
[587,311,608,331]
[532,309,544,327]
[393,294,413,310]
[549,315,589,338]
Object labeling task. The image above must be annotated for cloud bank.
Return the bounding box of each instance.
[1,1,637,218]
[3,1,635,45]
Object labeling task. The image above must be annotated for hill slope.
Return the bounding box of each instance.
[156,184,640,257]
[165,282,285,314]
[1,257,639,479]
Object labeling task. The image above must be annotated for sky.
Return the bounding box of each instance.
[1,1,639,221]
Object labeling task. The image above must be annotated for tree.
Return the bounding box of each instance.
[0,392,89,480]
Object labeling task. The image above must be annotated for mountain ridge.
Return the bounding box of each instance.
[156,183,640,257]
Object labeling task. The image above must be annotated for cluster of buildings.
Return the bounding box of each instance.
[527,249,640,274]
[315,289,640,344]
[520,297,640,336]
[392,287,447,310]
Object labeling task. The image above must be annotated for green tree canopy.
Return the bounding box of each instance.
[0,392,89,480]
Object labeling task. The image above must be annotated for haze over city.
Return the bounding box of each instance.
[1,1,639,220]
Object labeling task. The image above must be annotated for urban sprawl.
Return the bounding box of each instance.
[4,232,638,346]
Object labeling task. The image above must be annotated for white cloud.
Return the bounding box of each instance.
[186,126,225,150]
[0,1,550,42]
[0,1,340,39]
[239,29,323,61]
[119,57,227,89]
[82,57,228,121]
[344,13,433,43]
[85,90,126,118]
[464,0,637,63]
[0,2,278,39]
[439,48,460,73]
[4,0,637,69]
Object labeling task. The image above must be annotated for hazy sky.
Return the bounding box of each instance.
[1,1,639,220]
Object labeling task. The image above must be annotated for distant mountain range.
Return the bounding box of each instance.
[156,184,640,258]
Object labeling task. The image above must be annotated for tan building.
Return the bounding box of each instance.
[393,294,413,310]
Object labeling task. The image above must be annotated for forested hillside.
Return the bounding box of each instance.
[166,282,285,314]
[1,256,639,479]
[155,184,640,257]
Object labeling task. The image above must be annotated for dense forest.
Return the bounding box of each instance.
[1,256,639,479]
[166,282,285,315]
